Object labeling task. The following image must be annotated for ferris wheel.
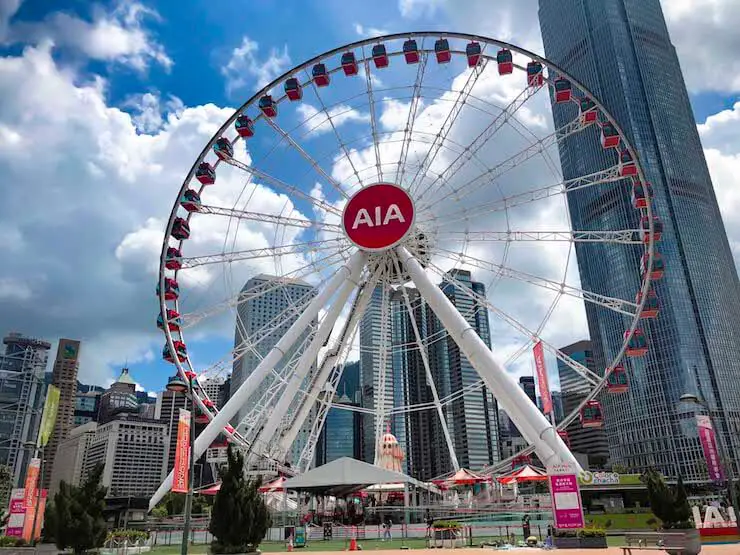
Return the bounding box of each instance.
[150,32,659,508]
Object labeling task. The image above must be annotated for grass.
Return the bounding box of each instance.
[150,538,430,554]
[585,512,659,530]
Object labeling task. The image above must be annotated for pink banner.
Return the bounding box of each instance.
[6,489,25,538]
[547,463,585,529]
[533,341,552,415]
[696,415,724,481]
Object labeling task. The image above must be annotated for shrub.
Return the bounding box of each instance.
[578,528,606,538]
[432,520,462,530]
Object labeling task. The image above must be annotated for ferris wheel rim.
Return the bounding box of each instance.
[156,30,656,475]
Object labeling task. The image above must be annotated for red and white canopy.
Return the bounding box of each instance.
[496,464,548,484]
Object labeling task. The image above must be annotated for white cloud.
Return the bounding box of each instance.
[354,23,389,38]
[296,103,371,136]
[0,278,32,301]
[398,0,446,19]
[5,1,172,71]
[221,36,291,96]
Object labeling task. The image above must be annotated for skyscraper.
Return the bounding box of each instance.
[519,376,536,405]
[232,275,317,460]
[44,338,80,490]
[557,341,610,470]
[0,333,50,488]
[540,0,740,480]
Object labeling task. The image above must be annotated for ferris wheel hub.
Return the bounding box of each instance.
[342,183,415,251]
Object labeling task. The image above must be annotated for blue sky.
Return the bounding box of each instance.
[1,0,740,397]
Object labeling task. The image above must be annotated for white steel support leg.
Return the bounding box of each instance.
[278,277,377,460]
[148,250,368,510]
[396,246,580,471]
[252,267,363,455]
[393,255,460,471]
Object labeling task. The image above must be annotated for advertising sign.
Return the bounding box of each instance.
[172,408,191,493]
[547,463,585,529]
[342,183,414,251]
[6,489,26,538]
[533,341,552,414]
[23,459,40,512]
[39,385,60,447]
[696,415,724,481]
[22,490,46,542]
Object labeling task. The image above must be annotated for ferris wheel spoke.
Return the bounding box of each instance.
[424,260,601,386]
[437,229,642,244]
[179,238,347,269]
[361,48,383,183]
[262,116,349,199]
[407,59,488,193]
[180,248,348,329]
[433,248,639,317]
[199,204,342,233]
[396,47,429,185]
[418,112,592,212]
[418,165,623,227]
[415,79,542,206]
[221,155,343,215]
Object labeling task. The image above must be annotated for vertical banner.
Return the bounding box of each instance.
[172,409,191,493]
[696,415,724,481]
[39,385,61,447]
[6,489,26,538]
[22,459,41,542]
[533,341,553,415]
[547,463,585,529]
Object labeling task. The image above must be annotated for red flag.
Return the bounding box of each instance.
[172,409,191,493]
[533,341,553,415]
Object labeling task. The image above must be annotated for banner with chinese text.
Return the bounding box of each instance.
[696,415,724,481]
[172,408,191,493]
[533,341,552,415]
[547,463,585,529]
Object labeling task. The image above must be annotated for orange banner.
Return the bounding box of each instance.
[172,409,191,493]
[533,341,553,415]
[22,490,46,542]
[23,459,40,513]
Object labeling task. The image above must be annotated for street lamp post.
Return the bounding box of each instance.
[167,374,196,555]
[680,393,739,521]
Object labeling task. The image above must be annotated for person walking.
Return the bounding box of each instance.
[522,513,531,540]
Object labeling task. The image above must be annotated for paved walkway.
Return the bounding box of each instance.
[287,547,739,555]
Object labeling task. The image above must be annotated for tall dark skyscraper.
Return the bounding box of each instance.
[540,0,740,480]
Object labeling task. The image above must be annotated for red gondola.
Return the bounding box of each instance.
[640,216,663,244]
[579,97,598,124]
[619,149,637,176]
[512,454,531,469]
[312,63,330,86]
[180,189,201,213]
[600,121,620,149]
[165,247,182,270]
[466,41,482,67]
[624,329,648,357]
[341,52,358,76]
[184,370,197,380]
[157,309,181,332]
[211,437,228,449]
[606,365,629,393]
[195,411,210,424]
[203,398,215,409]
[527,61,544,87]
[235,115,254,137]
[580,400,604,429]
[641,251,665,281]
[259,95,277,117]
[554,78,572,103]
[558,430,571,448]
[372,44,389,68]
[163,341,187,363]
[435,38,451,64]
[156,278,179,301]
[171,217,190,240]
[225,424,235,434]
[631,181,653,210]
[403,39,420,64]
[213,137,233,160]
[497,48,513,75]
[636,288,659,319]
[285,78,302,101]
[195,162,216,185]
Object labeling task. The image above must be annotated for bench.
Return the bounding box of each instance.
[620,531,688,554]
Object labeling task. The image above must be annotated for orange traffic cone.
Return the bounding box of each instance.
[348,537,357,551]
[287,538,294,552]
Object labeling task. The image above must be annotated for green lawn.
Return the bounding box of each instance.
[150,538,430,554]
[585,512,660,530]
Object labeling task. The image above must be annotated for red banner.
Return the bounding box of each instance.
[533,341,553,415]
[696,415,724,482]
[172,409,191,493]
[23,459,40,512]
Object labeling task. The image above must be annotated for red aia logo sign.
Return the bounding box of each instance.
[342,183,414,251]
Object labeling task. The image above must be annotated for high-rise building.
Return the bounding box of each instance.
[82,414,167,498]
[0,333,51,488]
[49,421,97,490]
[519,377,536,405]
[557,341,610,469]
[74,391,101,427]
[44,338,80,490]
[315,361,363,466]
[551,390,565,424]
[232,275,317,452]
[154,389,189,473]
[97,368,138,423]
[540,0,740,479]
[200,376,228,410]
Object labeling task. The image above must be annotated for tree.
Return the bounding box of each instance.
[49,464,108,554]
[209,446,271,554]
[642,469,693,529]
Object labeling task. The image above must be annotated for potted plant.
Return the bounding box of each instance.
[642,470,701,555]
[552,529,580,549]
[432,521,463,548]
[578,527,608,548]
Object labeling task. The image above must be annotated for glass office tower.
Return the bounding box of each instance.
[539,0,740,480]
